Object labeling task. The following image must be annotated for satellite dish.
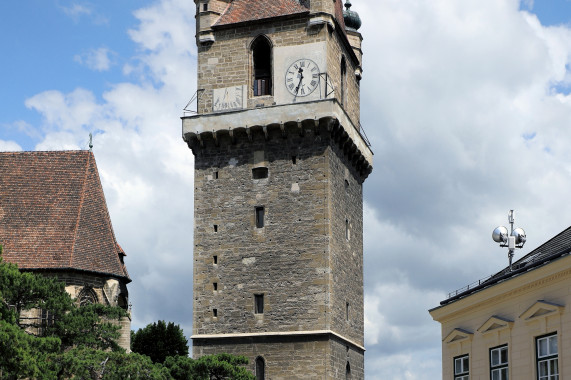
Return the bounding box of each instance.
[492,226,508,243]
[511,228,526,245]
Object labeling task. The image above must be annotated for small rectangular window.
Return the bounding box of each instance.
[252,167,268,179]
[256,207,265,228]
[255,294,264,314]
[537,334,558,380]
[213,308,218,317]
[213,282,218,291]
[214,224,218,232]
[202,3,207,11]
[490,345,508,380]
[346,302,350,321]
[292,155,297,165]
[214,171,219,179]
[213,255,218,264]
[454,355,469,380]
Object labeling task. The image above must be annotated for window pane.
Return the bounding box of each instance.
[539,361,548,376]
[539,338,548,357]
[491,350,499,366]
[550,359,558,375]
[500,347,508,364]
[501,368,508,380]
[455,358,461,374]
[549,336,558,356]
[492,369,499,380]
[462,357,469,371]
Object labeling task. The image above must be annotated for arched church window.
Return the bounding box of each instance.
[78,286,98,307]
[256,356,265,380]
[252,36,272,96]
[340,56,347,106]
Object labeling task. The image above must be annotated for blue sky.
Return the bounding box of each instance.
[2,1,571,379]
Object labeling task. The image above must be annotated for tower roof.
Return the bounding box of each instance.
[0,150,130,281]
[215,0,309,27]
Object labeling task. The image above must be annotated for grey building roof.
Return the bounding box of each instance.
[440,225,571,306]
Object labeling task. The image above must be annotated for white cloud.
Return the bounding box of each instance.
[0,140,22,152]
[74,47,115,71]
[60,2,92,22]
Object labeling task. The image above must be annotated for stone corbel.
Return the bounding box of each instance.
[212,130,219,147]
[229,128,235,144]
[246,127,252,142]
[263,126,269,140]
[280,122,287,138]
[297,119,304,137]
[196,134,204,148]
[313,118,320,135]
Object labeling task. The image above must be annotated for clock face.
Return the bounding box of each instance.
[213,86,244,112]
[285,59,320,97]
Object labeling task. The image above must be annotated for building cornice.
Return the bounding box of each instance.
[191,329,365,351]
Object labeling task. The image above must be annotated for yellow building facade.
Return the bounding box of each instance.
[430,227,571,380]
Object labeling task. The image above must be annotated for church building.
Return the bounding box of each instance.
[0,150,131,351]
[182,0,372,378]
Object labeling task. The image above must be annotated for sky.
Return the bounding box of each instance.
[1,0,571,378]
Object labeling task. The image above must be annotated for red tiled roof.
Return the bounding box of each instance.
[215,0,309,26]
[0,151,129,281]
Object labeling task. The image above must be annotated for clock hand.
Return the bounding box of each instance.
[294,68,304,95]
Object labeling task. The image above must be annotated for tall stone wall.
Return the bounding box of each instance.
[192,124,332,335]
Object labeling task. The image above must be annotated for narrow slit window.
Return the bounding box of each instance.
[213,282,218,291]
[256,207,265,228]
[213,224,218,232]
[214,171,219,179]
[292,155,297,165]
[252,167,268,179]
[346,302,350,321]
[212,308,218,317]
[256,357,265,380]
[255,294,264,314]
[341,56,347,106]
[213,255,218,264]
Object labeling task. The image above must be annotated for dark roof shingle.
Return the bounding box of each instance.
[0,151,129,281]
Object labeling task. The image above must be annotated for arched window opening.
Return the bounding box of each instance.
[252,36,272,96]
[346,362,352,380]
[78,286,98,307]
[340,56,347,106]
[256,356,265,380]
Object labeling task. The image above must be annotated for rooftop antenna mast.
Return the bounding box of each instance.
[492,210,527,271]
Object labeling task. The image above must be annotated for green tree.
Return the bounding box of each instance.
[0,248,128,378]
[163,354,254,380]
[131,320,189,363]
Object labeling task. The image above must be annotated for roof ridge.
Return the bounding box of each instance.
[69,151,91,267]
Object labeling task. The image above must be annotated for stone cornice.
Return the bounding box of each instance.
[191,329,365,351]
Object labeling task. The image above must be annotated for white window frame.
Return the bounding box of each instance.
[490,345,508,380]
[537,334,558,380]
[454,354,469,380]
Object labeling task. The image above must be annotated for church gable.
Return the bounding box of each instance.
[0,151,129,281]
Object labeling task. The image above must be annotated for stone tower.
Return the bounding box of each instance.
[182,0,372,378]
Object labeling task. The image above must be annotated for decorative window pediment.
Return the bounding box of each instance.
[444,328,473,344]
[477,316,513,334]
[519,300,564,321]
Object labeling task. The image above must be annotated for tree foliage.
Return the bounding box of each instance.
[132,320,189,363]
[0,247,254,380]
